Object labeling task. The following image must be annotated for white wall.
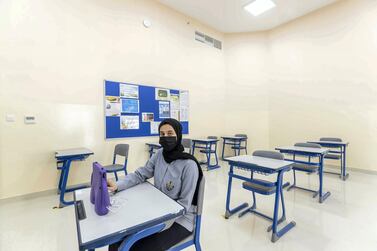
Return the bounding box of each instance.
[0,0,230,199]
[268,0,377,171]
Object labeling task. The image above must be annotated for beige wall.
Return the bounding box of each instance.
[1,0,376,199]
[0,0,230,199]
[268,0,377,171]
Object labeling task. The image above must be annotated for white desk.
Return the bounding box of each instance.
[307,140,349,180]
[226,155,294,172]
[74,182,185,250]
[275,146,331,203]
[55,148,94,207]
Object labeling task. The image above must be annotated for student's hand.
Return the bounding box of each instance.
[107,179,118,192]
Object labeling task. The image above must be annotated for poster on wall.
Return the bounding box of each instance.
[151,121,161,134]
[105,96,121,116]
[170,94,180,120]
[120,83,139,99]
[120,116,139,130]
[142,113,154,122]
[121,99,139,113]
[155,88,170,101]
[179,90,189,121]
[159,101,170,118]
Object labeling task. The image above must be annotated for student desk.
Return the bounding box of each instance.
[191,139,220,171]
[74,182,185,251]
[55,148,94,207]
[221,136,247,160]
[224,155,295,242]
[275,146,331,203]
[145,143,161,158]
[307,140,349,180]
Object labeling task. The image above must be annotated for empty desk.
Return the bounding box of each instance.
[55,148,94,207]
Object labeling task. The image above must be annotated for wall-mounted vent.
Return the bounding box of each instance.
[195,31,222,50]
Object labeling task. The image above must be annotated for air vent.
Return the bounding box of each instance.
[195,31,222,50]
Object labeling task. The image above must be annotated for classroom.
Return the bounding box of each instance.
[0,0,376,250]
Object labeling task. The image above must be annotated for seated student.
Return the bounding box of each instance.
[107,118,203,251]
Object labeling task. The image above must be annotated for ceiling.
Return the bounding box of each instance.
[157,0,340,33]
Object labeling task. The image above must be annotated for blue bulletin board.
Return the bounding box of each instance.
[104,80,189,139]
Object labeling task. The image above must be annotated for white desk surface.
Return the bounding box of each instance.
[275,146,330,154]
[146,143,161,147]
[75,182,184,245]
[192,139,218,142]
[307,140,349,146]
[221,136,246,140]
[55,148,93,158]
[225,155,294,171]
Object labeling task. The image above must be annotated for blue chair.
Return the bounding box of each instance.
[199,136,219,167]
[286,143,321,197]
[231,134,248,155]
[238,150,288,230]
[103,144,129,181]
[320,137,343,164]
[118,177,206,251]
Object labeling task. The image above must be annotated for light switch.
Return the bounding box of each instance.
[6,114,16,122]
[24,115,36,124]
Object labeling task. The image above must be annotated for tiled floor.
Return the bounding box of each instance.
[1,161,377,251]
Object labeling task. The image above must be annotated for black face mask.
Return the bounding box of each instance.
[159,136,177,152]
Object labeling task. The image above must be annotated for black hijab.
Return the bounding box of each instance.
[158,118,203,206]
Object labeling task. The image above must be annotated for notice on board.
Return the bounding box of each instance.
[120,84,139,99]
[105,96,121,117]
[179,90,189,122]
[120,116,139,130]
[159,101,170,118]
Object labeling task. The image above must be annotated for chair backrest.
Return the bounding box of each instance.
[207,136,218,140]
[320,137,342,142]
[182,138,192,149]
[253,150,284,160]
[294,142,321,148]
[114,144,129,158]
[235,134,247,138]
[196,176,205,215]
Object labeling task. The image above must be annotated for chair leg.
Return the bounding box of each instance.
[195,243,202,251]
[287,170,296,191]
[114,171,119,181]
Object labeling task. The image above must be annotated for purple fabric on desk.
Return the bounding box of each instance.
[90,162,110,216]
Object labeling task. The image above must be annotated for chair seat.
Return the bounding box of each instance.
[103,164,125,172]
[242,181,276,195]
[200,149,216,154]
[292,163,318,173]
[325,154,341,160]
[231,146,246,149]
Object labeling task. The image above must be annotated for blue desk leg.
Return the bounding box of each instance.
[271,170,296,242]
[59,159,74,207]
[221,139,226,160]
[225,165,249,219]
[342,146,349,181]
[207,142,220,171]
[319,155,331,203]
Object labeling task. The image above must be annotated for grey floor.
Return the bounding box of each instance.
[1,161,377,251]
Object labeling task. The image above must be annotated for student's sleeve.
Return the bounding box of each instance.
[116,151,158,191]
[177,160,199,213]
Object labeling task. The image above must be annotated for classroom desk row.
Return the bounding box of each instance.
[223,141,349,242]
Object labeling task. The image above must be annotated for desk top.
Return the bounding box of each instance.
[225,155,294,171]
[192,139,219,143]
[307,141,349,146]
[221,136,247,140]
[74,182,184,246]
[55,148,93,158]
[275,146,330,154]
[146,143,161,147]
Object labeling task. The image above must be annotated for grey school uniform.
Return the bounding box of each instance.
[116,149,199,232]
